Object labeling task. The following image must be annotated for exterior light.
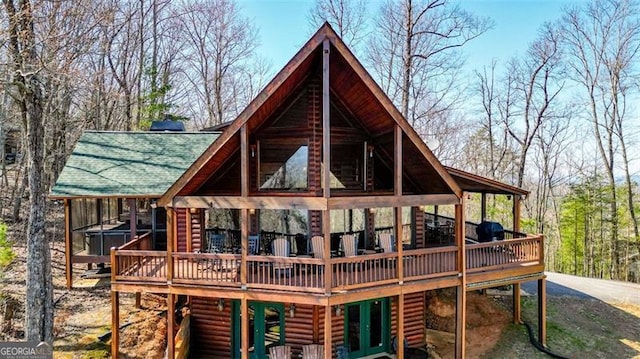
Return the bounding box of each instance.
[335,305,341,316]
[289,303,296,318]
[218,298,224,312]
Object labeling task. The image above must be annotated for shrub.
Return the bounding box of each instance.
[0,221,15,269]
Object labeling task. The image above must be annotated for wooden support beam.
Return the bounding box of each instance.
[481,193,487,222]
[174,196,328,210]
[241,297,249,359]
[111,291,119,359]
[135,292,141,309]
[313,305,319,343]
[455,285,466,359]
[395,207,404,284]
[64,199,72,289]
[167,293,175,359]
[513,195,521,233]
[397,293,405,359]
[322,38,330,198]
[241,124,249,197]
[455,201,466,359]
[323,304,332,359]
[394,125,402,196]
[513,282,521,324]
[128,198,137,240]
[167,207,174,284]
[186,209,192,253]
[241,209,248,288]
[323,210,332,295]
[328,194,459,210]
[538,277,547,347]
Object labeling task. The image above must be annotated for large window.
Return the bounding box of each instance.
[259,139,308,190]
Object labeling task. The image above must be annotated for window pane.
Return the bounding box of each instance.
[260,141,308,190]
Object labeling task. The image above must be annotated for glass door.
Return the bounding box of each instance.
[344,298,390,358]
[233,301,285,359]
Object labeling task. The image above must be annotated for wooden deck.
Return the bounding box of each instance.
[112,236,543,294]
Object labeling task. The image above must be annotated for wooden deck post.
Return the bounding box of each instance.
[128,198,137,241]
[513,282,521,324]
[480,193,486,222]
[394,125,403,284]
[455,286,466,359]
[241,209,248,288]
[323,210,331,295]
[455,202,466,359]
[167,293,175,359]
[397,293,405,359]
[538,277,547,347]
[64,199,72,289]
[241,297,249,359]
[111,290,119,359]
[323,304,332,359]
[513,195,521,233]
[167,207,174,284]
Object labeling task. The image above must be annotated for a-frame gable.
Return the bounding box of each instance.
[158,23,461,206]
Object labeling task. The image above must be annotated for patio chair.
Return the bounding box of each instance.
[302,344,323,359]
[207,233,226,253]
[248,235,260,255]
[340,234,359,272]
[310,236,325,260]
[340,234,359,257]
[378,233,395,253]
[272,237,292,277]
[268,344,291,359]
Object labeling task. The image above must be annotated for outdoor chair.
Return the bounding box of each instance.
[272,237,293,277]
[340,234,359,272]
[248,235,260,255]
[340,234,358,257]
[268,345,291,359]
[302,344,324,359]
[310,236,325,260]
[378,233,395,253]
[207,233,226,253]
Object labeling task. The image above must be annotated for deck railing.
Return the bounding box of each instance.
[111,232,168,283]
[246,255,325,293]
[403,247,458,280]
[112,234,544,291]
[466,235,543,273]
[424,213,527,241]
[172,252,241,286]
[331,252,399,291]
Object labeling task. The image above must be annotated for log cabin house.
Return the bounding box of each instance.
[53,24,546,358]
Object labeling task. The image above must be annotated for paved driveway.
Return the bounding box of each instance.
[521,272,640,305]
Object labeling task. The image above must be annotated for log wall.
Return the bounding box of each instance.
[190,297,233,358]
[391,292,425,348]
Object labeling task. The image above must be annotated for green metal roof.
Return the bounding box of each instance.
[50,131,218,198]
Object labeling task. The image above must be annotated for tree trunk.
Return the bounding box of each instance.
[3,0,54,342]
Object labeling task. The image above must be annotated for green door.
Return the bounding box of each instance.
[232,301,285,359]
[344,298,390,358]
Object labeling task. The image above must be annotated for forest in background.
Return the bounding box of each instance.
[0,1,638,340]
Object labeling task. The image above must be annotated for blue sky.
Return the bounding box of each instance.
[239,0,576,74]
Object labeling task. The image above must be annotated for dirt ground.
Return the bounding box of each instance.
[425,288,512,359]
[0,211,167,359]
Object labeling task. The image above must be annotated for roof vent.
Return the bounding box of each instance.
[149,120,185,132]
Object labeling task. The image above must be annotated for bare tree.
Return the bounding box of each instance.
[366,0,491,148]
[178,0,259,127]
[2,0,53,341]
[562,0,640,279]
[503,23,565,188]
[308,0,368,49]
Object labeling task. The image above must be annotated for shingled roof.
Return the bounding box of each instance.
[50,131,218,198]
